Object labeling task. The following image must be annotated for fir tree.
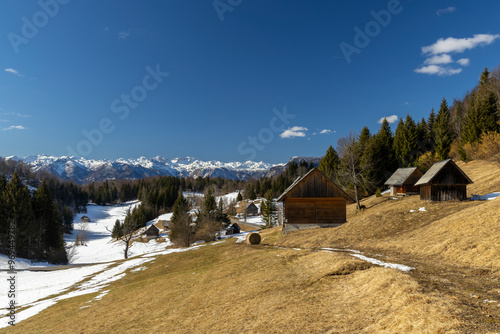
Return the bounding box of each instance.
[427,108,436,151]
[111,219,123,239]
[260,192,276,228]
[236,191,243,202]
[479,67,490,88]
[2,172,35,259]
[170,193,193,247]
[434,98,453,160]
[318,145,340,180]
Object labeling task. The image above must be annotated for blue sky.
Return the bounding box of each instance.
[1,0,500,164]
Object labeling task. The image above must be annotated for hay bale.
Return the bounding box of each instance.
[246,233,261,245]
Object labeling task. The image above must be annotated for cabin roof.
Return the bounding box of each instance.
[415,159,473,186]
[246,203,258,209]
[277,168,355,203]
[146,224,160,233]
[384,167,420,186]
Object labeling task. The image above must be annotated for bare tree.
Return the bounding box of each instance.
[337,131,376,210]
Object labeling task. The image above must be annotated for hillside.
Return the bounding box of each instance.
[2,159,499,333]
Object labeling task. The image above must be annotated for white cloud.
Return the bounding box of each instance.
[378,115,398,124]
[422,34,500,55]
[457,58,470,66]
[319,129,332,135]
[4,68,23,77]
[2,125,25,131]
[414,65,462,76]
[1,111,31,118]
[436,6,456,16]
[424,54,453,65]
[280,126,308,139]
[118,31,130,40]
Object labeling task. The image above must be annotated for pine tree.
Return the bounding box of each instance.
[33,181,64,259]
[204,188,216,213]
[236,191,243,202]
[427,108,436,151]
[260,192,276,228]
[318,145,340,180]
[479,67,490,88]
[434,98,453,160]
[170,193,193,247]
[111,219,123,239]
[2,172,35,259]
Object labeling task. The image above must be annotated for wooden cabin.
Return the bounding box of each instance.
[245,203,259,216]
[277,168,355,233]
[80,216,91,223]
[145,225,160,240]
[160,220,171,231]
[226,223,241,235]
[415,159,473,201]
[384,167,423,196]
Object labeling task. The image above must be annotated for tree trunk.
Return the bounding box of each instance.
[354,184,361,210]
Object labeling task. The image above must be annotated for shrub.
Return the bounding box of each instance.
[375,188,382,197]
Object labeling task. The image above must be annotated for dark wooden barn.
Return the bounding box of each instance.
[226,223,241,235]
[145,225,160,240]
[384,167,423,196]
[245,203,259,216]
[277,168,355,233]
[415,159,473,201]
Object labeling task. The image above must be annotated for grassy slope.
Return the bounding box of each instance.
[6,159,500,333]
[6,240,459,334]
[277,159,500,272]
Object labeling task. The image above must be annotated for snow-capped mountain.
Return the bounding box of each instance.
[6,155,290,184]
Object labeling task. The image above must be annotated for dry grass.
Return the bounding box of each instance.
[275,159,500,273]
[6,241,460,334]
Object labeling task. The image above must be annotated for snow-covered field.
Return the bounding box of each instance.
[69,201,172,264]
[0,199,255,329]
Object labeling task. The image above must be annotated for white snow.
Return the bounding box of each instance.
[381,188,390,194]
[350,253,415,272]
[470,192,500,201]
[69,201,172,264]
[0,257,154,329]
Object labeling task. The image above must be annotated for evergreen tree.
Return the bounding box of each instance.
[260,192,276,228]
[2,172,35,259]
[170,193,193,247]
[62,206,74,234]
[427,108,436,151]
[318,145,340,180]
[111,219,123,239]
[236,191,243,202]
[33,181,63,259]
[479,67,490,88]
[434,98,453,160]
[204,188,216,213]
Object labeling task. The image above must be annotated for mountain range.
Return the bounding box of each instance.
[5,155,320,184]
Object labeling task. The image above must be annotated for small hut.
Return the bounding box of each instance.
[245,203,259,216]
[384,167,423,196]
[226,223,241,235]
[277,168,355,233]
[145,225,160,240]
[415,159,473,201]
[160,220,171,231]
[80,216,91,223]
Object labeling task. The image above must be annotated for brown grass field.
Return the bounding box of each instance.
[4,159,500,333]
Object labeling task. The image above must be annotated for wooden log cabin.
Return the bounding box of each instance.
[245,203,259,216]
[145,225,160,240]
[277,168,355,233]
[384,167,423,196]
[415,159,473,201]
